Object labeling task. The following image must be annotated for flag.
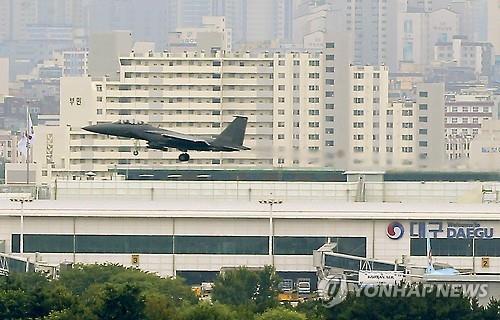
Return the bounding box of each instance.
[27,112,35,146]
[18,133,27,159]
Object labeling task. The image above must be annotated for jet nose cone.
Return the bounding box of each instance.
[83,124,101,133]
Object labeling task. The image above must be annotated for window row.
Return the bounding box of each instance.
[12,235,365,256]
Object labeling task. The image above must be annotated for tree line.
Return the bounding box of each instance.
[0,264,498,319]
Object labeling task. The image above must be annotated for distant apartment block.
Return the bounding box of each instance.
[445,90,498,161]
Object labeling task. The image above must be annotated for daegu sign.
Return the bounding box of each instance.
[410,221,494,239]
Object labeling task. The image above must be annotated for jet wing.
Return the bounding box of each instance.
[145,130,210,145]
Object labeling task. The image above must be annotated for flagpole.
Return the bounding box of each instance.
[26,104,29,184]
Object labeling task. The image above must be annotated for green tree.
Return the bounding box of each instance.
[256,307,307,320]
[212,266,280,312]
[254,265,281,312]
[93,283,146,320]
[180,302,236,320]
[212,267,259,307]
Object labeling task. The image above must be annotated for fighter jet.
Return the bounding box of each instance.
[83,116,250,162]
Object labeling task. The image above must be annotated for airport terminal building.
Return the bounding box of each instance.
[2,198,500,284]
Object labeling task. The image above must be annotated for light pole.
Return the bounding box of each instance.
[10,196,33,254]
[259,194,282,267]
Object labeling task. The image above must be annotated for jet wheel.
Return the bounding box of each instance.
[179,153,190,162]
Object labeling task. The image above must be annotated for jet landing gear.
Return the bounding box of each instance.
[133,140,139,156]
[178,153,190,162]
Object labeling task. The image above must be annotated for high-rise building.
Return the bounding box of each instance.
[0,57,8,96]
[345,66,389,169]
[0,0,11,42]
[487,0,500,57]
[396,8,459,72]
[344,0,389,66]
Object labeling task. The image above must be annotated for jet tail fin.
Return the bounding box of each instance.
[214,116,248,147]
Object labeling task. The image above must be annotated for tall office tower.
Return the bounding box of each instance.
[0,0,11,42]
[212,0,294,48]
[343,0,389,66]
[9,0,38,41]
[87,0,171,47]
[487,0,500,57]
[0,57,8,96]
[173,0,217,28]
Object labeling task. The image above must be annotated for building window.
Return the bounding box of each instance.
[353,97,364,104]
[419,116,428,122]
[353,146,364,152]
[278,122,285,127]
[278,109,285,115]
[419,141,428,147]
[410,238,472,257]
[419,129,427,135]
[308,110,320,115]
[278,97,285,103]
[308,97,320,103]
[401,147,413,153]
[353,122,364,128]
[402,135,413,141]
[308,134,320,140]
[309,60,320,66]
[326,42,335,48]
[325,116,334,122]
[373,73,380,78]
[309,73,320,79]
[353,110,364,116]
[353,134,364,140]
[274,237,365,257]
[326,67,335,73]
[419,104,428,110]
[353,72,364,79]
[12,234,173,254]
[326,54,335,61]
[308,122,320,128]
[419,91,428,97]
[326,104,334,109]
[277,134,285,139]
[175,236,268,254]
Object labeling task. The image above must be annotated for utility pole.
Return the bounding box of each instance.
[10,196,34,254]
[259,194,283,267]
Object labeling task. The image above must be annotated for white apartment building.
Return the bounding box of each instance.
[0,130,18,163]
[33,46,343,183]
[445,90,498,161]
[434,36,494,77]
[347,66,389,169]
[347,67,445,171]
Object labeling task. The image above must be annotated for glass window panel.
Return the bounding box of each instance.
[175,236,268,255]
